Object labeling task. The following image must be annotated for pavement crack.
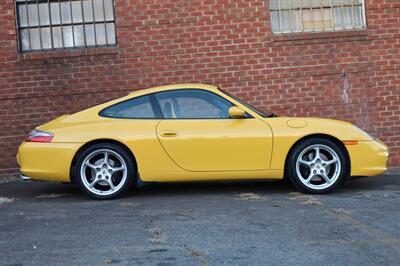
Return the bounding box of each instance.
[238,193,265,201]
[288,192,322,206]
[35,193,68,199]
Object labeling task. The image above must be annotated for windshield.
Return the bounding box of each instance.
[219,89,274,118]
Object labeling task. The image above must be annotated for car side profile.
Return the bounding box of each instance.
[17,84,389,199]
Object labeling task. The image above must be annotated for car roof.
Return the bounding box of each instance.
[128,84,219,97]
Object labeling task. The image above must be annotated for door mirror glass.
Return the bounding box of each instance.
[229,106,246,119]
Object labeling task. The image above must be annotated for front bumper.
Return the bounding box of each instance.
[347,139,389,177]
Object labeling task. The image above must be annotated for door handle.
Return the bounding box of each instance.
[160,130,177,137]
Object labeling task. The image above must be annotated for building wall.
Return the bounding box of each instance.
[0,0,399,175]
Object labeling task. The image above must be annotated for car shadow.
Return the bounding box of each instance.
[127,180,293,199]
[1,174,398,200]
[335,175,400,194]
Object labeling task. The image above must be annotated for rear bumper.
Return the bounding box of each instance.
[347,139,389,177]
[17,142,82,182]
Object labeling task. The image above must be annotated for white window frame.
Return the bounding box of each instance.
[269,0,367,34]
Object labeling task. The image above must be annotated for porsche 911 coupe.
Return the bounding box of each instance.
[17,84,389,199]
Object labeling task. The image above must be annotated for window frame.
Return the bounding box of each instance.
[14,0,117,53]
[269,0,367,35]
[99,94,163,120]
[153,89,253,120]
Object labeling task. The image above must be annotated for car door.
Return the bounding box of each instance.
[155,89,273,172]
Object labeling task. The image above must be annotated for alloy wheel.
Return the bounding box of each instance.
[295,144,341,190]
[80,149,127,196]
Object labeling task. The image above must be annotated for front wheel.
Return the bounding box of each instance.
[74,143,135,200]
[286,138,349,194]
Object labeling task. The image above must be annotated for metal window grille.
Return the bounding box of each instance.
[269,0,366,34]
[15,0,116,52]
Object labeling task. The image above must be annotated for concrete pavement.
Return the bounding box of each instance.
[0,174,400,266]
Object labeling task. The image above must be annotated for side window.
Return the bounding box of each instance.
[100,95,156,119]
[155,90,233,119]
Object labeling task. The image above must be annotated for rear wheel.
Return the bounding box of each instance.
[74,143,135,200]
[286,138,349,194]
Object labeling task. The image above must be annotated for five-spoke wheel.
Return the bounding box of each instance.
[287,138,348,194]
[74,143,135,200]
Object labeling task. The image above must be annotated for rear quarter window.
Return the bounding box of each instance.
[100,95,156,119]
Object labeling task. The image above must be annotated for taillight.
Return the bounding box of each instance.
[25,130,54,143]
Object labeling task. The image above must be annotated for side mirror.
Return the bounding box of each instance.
[229,106,246,119]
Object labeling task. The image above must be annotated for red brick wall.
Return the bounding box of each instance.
[0,0,399,175]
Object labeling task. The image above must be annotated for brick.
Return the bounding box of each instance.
[0,0,399,173]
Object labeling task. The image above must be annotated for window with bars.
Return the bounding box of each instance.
[269,0,366,34]
[15,0,116,52]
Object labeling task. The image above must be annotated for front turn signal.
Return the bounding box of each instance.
[342,140,358,145]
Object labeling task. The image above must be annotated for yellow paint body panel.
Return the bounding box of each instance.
[346,140,388,176]
[156,119,272,171]
[17,84,388,183]
[18,142,80,182]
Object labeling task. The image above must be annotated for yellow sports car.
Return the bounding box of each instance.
[17,84,388,199]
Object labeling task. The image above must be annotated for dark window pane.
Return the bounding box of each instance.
[74,25,85,46]
[60,2,72,24]
[343,6,353,29]
[50,2,61,24]
[29,28,41,50]
[280,11,291,32]
[71,1,83,23]
[104,0,114,21]
[63,26,74,47]
[41,27,52,49]
[270,0,279,10]
[93,0,104,21]
[27,4,39,27]
[82,0,94,22]
[271,11,280,33]
[52,27,63,48]
[85,24,96,45]
[106,23,116,44]
[334,7,344,29]
[18,5,28,27]
[38,3,50,26]
[354,6,363,28]
[101,96,156,119]
[95,23,106,45]
[20,29,30,50]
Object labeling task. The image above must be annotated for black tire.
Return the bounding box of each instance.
[74,143,135,200]
[286,138,349,194]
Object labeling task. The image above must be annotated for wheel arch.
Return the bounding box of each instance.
[69,139,138,183]
[283,134,351,177]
